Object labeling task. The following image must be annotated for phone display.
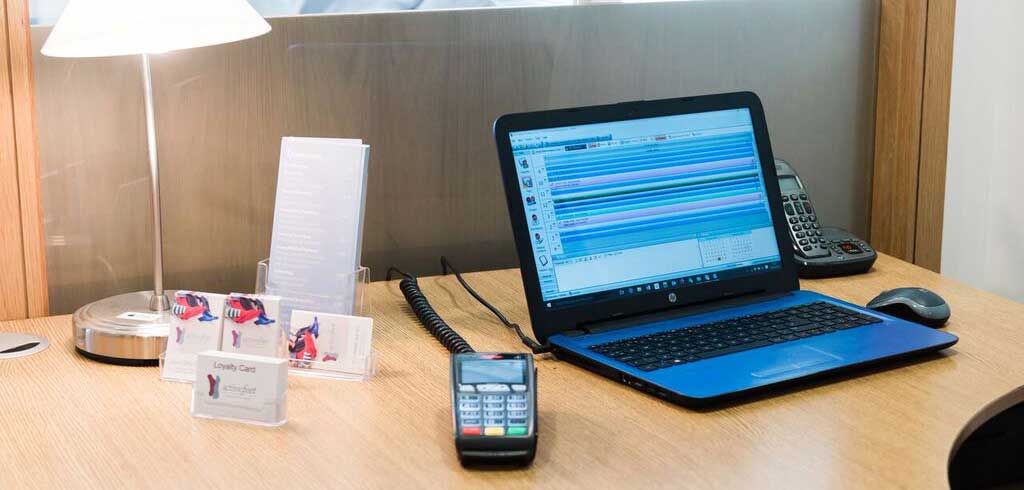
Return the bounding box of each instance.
[779,175,802,192]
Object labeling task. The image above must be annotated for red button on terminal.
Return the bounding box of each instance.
[462,427,482,436]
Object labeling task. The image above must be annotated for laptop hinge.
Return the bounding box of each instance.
[576,290,792,336]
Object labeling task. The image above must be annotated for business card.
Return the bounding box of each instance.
[221,293,284,358]
[288,310,373,374]
[161,291,226,382]
[191,350,288,426]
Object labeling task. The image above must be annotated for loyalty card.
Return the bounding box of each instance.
[221,293,284,358]
[288,310,373,373]
[161,291,226,382]
[191,350,288,426]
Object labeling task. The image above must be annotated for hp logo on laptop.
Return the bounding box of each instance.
[668,293,677,303]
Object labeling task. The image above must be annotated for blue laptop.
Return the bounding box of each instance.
[493,92,957,406]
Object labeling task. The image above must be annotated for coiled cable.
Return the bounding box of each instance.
[390,267,474,354]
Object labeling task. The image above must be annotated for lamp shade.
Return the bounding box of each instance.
[41,0,271,58]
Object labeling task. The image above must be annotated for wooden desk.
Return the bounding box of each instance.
[1,254,1022,488]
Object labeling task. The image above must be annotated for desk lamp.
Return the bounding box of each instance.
[41,0,271,364]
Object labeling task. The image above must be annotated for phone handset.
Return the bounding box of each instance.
[774,159,830,259]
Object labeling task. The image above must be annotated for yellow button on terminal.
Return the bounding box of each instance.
[484,427,505,436]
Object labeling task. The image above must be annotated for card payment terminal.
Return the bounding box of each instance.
[451,352,537,466]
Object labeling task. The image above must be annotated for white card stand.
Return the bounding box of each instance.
[256,259,377,381]
[190,351,289,427]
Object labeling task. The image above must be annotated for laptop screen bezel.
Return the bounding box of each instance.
[494,92,800,344]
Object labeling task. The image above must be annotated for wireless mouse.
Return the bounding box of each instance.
[866,287,950,328]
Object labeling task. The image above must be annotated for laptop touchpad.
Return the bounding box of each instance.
[751,346,844,379]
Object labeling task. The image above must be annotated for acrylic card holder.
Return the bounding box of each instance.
[160,291,228,383]
[190,350,288,427]
[257,259,377,381]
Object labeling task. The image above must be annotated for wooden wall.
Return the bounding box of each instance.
[870,0,956,271]
[31,1,880,314]
[0,0,47,320]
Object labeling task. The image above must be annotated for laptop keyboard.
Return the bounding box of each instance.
[587,301,882,372]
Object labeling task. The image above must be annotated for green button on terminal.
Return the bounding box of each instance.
[506,427,528,436]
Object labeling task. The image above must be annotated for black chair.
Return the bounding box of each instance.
[949,386,1024,489]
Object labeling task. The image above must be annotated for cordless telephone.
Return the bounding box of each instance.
[774,159,876,278]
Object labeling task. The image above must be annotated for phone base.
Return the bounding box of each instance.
[796,227,877,278]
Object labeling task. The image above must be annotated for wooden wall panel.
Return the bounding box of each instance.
[0,0,46,319]
[4,0,47,316]
[870,0,957,272]
[871,0,928,262]
[915,0,956,271]
[31,2,880,314]
[0,0,30,319]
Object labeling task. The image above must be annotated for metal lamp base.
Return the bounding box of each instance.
[73,291,175,365]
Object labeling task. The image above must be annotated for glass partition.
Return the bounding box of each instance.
[30,0,880,315]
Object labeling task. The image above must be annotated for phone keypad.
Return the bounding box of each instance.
[457,386,531,437]
[783,192,829,258]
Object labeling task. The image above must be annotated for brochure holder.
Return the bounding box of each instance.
[257,259,377,381]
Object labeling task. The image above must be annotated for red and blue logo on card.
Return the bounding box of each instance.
[225,296,275,325]
[289,316,319,361]
[206,374,221,399]
[172,292,218,322]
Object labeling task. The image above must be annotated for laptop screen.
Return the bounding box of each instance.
[508,108,783,310]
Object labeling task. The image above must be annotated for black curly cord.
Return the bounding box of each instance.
[386,266,412,281]
[397,275,475,354]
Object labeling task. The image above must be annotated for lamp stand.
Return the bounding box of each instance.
[73,53,174,365]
